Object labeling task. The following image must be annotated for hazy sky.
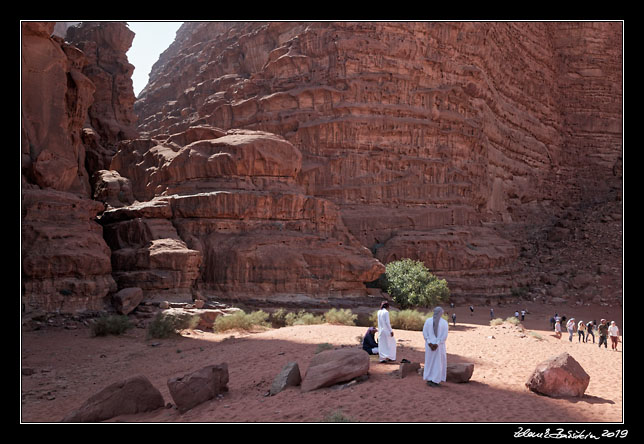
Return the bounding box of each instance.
[127,21,183,97]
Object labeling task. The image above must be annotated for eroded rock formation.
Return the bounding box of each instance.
[132,22,623,302]
[99,127,383,304]
[21,22,118,313]
[21,21,622,315]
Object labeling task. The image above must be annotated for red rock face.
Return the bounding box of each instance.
[101,128,384,304]
[21,22,117,313]
[21,21,622,313]
[132,22,623,302]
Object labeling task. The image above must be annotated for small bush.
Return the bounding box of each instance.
[323,308,357,326]
[270,308,289,327]
[90,314,132,337]
[490,318,504,326]
[284,310,324,326]
[383,259,450,309]
[505,316,521,326]
[213,310,270,333]
[322,409,356,422]
[368,309,430,331]
[528,331,544,341]
[391,309,428,331]
[147,311,200,339]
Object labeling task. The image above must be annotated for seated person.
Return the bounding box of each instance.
[362,326,379,355]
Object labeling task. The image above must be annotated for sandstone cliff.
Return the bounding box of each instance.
[21,22,117,313]
[132,22,622,303]
[21,21,622,315]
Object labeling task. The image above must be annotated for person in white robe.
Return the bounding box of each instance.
[377,301,396,362]
[423,306,449,386]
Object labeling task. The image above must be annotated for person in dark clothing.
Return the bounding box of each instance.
[362,326,379,355]
[598,319,609,349]
[586,320,595,343]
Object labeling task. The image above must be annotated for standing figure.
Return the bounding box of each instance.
[422,306,449,387]
[577,319,586,343]
[598,319,609,349]
[585,320,595,343]
[566,318,576,342]
[377,301,396,363]
[608,321,620,351]
[554,320,562,339]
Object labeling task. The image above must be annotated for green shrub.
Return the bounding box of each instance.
[284,310,324,326]
[270,308,289,327]
[490,317,504,326]
[368,309,430,331]
[90,314,133,337]
[322,409,356,422]
[147,311,200,339]
[213,310,270,332]
[505,316,521,326]
[323,308,357,326]
[390,309,428,331]
[383,259,450,309]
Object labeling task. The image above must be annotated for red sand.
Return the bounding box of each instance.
[20,302,622,423]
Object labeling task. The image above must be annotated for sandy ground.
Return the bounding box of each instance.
[20,302,623,424]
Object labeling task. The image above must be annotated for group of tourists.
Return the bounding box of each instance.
[362,301,449,388]
[550,313,620,351]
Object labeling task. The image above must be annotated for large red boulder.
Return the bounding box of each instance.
[301,348,369,392]
[525,352,590,398]
[62,375,165,422]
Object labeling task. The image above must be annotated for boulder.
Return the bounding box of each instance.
[62,375,164,422]
[301,348,369,392]
[525,352,590,398]
[269,361,302,395]
[399,361,421,378]
[446,363,475,383]
[112,287,144,315]
[167,363,229,413]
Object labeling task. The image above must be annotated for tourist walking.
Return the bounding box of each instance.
[451,312,456,327]
[585,320,595,343]
[554,320,562,339]
[521,309,526,321]
[598,319,609,349]
[423,306,449,387]
[377,301,396,362]
[490,308,494,320]
[566,318,576,342]
[577,319,586,343]
[608,321,620,351]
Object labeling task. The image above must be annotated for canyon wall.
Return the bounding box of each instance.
[21,21,622,314]
[133,22,622,302]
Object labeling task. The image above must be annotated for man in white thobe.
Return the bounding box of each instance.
[377,301,396,362]
[423,306,449,387]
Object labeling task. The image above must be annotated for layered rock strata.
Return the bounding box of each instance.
[21,21,622,313]
[101,127,384,304]
[133,22,622,300]
[21,22,119,313]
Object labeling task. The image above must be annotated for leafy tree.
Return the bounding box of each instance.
[383,259,450,309]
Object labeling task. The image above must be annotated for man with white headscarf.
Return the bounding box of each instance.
[377,301,396,363]
[422,306,449,387]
